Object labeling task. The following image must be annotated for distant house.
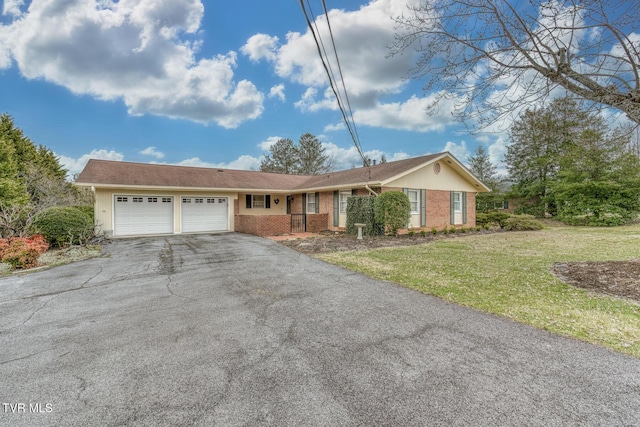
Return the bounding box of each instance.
[75,152,490,237]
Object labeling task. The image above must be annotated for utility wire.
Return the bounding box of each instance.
[298,0,369,168]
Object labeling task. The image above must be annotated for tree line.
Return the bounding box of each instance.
[0,114,92,237]
[469,98,640,225]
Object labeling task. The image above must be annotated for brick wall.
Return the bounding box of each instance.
[307,213,329,232]
[425,190,451,230]
[234,214,290,237]
[466,192,476,227]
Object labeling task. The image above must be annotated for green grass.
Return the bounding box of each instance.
[318,223,640,357]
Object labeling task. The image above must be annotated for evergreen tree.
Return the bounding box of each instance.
[505,98,594,216]
[0,135,27,206]
[260,138,298,174]
[467,145,502,212]
[296,133,332,175]
[260,133,334,175]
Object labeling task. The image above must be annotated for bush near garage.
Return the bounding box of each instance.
[33,206,95,247]
[0,235,49,269]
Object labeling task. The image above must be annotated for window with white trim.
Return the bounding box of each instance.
[407,189,419,213]
[252,194,265,208]
[133,197,143,203]
[117,196,128,202]
[306,192,316,214]
[148,197,158,203]
[453,192,462,212]
[162,197,171,203]
[339,190,351,214]
[195,198,204,204]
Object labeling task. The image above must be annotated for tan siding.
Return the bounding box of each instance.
[237,193,288,215]
[386,160,478,192]
[95,188,238,236]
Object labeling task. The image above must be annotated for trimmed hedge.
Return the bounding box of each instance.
[503,215,544,231]
[346,196,383,236]
[476,211,511,229]
[374,191,411,236]
[33,206,95,247]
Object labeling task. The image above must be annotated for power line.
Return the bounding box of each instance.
[298,0,369,168]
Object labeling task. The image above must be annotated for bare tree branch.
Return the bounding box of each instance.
[391,0,640,130]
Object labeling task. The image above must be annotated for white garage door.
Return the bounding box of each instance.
[114,195,173,236]
[181,197,228,233]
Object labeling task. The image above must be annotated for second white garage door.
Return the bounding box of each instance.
[181,197,229,233]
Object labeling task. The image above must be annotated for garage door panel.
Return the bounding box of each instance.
[115,196,173,236]
[182,197,228,233]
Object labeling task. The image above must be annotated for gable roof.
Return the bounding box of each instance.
[75,152,490,192]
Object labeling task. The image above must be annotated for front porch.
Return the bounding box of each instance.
[234,213,329,237]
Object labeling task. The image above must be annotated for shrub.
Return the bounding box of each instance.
[476,226,482,232]
[0,235,49,269]
[503,215,544,231]
[450,226,457,234]
[33,206,95,247]
[420,229,427,237]
[374,191,411,236]
[346,196,383,237]
[431,227,438,235]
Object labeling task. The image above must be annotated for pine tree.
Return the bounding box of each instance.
[296,133,332,175]
[260,138,298,174]
[467,145,501,212]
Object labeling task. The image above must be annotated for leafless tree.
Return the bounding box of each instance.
[391,0,640,130]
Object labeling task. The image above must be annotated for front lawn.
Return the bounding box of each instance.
[318,224,640,357]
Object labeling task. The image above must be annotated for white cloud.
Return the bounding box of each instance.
[177,155,261,170]
[322,141,410,170]
[442,140,469,162]
[240,33,279,62]
[0,0,264,128]
[60,149,125,178]
[268,84,285,101]
[140,146,164,159]
[323,122,345,132]
[354,94,461,132]
[2,0,24,17]
[258,136,283,151]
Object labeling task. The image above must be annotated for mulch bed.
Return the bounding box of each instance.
[278,231,640,304]
[553,260,640,303]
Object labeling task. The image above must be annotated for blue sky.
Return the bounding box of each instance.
[0,0,508,177]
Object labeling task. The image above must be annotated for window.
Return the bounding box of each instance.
[252,194,265,208]
[207,198,215,203]
[162,197,171,203]
[148,197,158,203]
[339,190,351,214]
[183,198,191,203]
[407,189,419,213]
[195,198,204,204]
[453,192,462,212]
[218,198,227,204]
[306,192,316,214]
[117,196,128,203]
[133,197,143,203]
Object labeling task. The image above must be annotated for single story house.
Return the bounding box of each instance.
[75,152,490,237]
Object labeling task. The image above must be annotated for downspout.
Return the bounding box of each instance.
[365,185,378,196]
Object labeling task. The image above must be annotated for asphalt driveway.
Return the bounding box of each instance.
[1,234,638,426]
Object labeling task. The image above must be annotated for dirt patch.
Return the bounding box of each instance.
[553,260,640,303]
[277,230,491,254]
[278,231,640,304]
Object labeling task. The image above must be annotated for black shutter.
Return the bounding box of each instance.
[265,195,271,209]
[315,192,320,214]
[351,189,357,196]
[246,194,252,209]
[302,193,307,214]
